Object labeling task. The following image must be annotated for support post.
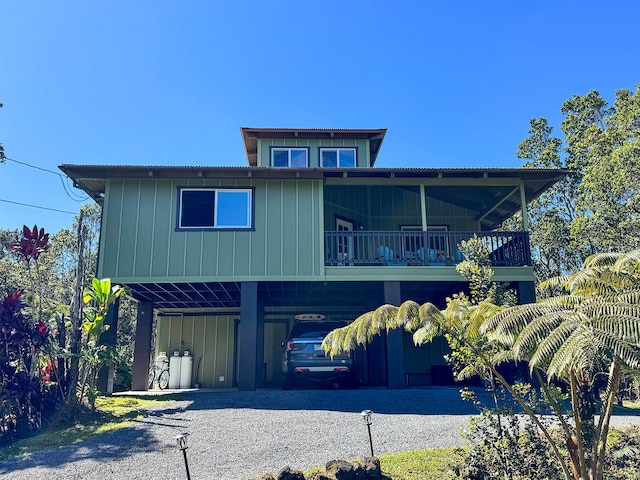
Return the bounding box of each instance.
[516,281,536,304]
[131,302,154,391]
[384,281,405,389]
[238,282,259,391]
[96,298,120,394]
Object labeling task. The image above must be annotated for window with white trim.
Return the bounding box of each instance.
[271,147,309,167]
[320,148,356,167]
[178,188,253,229]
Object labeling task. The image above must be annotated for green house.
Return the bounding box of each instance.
[60,127,566,392]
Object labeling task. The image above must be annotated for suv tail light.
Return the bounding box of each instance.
[286,341,295,351]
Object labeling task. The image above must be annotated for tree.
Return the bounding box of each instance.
[514,85,640,284]
[324,244,640,480]
[484,248,640,480]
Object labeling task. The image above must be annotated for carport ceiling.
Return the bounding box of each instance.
[125,280,465,313]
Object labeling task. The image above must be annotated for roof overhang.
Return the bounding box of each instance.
[58,164,567,228]
[240,127,387,167]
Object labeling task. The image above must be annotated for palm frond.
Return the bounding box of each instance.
[395,300,421,330]
[614,247,640,274]
[413,323,439,346]
[591,315,640,343]
[528,317,581,373]
[593,329,640,370]
[415,302,445,329]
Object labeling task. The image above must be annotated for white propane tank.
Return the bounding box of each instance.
[155,352,169,369]
[179,350,193,389]
[168,351,181,389]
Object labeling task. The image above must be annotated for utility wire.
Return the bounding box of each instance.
[0,198,77,215]
[4,156,89,202]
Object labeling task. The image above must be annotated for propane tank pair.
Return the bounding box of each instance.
[168,350,193,389]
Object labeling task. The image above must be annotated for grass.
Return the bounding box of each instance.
[290,447,466,480]
[0,396,173,461]
[378,447,465,480]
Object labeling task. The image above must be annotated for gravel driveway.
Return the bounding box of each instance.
[2,387,639,480]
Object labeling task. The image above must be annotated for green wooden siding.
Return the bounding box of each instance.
[155,315,235,389]
[257,138,370,167]
[98,177,323,281]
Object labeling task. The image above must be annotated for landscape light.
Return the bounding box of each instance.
[360,409,374,457]
[175,433,191,480]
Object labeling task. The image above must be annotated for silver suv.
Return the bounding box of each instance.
[282,321,358,389]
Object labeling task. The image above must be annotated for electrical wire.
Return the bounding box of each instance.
[0,198,77,215]
[4,156,89,202]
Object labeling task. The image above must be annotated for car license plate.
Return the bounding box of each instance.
[314,344,323,351]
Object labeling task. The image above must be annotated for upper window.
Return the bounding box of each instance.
[320,148,356,168]
[179,188,253,230]
[271,147,309,167]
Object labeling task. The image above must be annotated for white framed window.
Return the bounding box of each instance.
[320,148,356,168]
[178,187,253,230]
[271,147,309,167]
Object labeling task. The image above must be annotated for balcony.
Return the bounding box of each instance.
[324,231,531,267]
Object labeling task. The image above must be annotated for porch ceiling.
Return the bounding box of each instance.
[125,280,466,314]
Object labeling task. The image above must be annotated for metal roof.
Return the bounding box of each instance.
[58,164,567,229]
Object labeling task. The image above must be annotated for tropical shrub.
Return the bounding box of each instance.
[0,290,56,443]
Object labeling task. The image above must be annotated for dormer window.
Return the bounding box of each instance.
[320,148,356,168]
[271,147,309,167]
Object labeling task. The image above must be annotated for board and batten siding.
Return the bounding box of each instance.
[98,177,324,281]
[257,138,370,167]
[155,315,235,389]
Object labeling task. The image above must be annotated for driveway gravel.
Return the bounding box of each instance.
[1,387,639,480]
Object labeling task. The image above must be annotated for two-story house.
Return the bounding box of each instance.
[60,128,566,392]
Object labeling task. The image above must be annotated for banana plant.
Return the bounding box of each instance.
[78,278,128,409]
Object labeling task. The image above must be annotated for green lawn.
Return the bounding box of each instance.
[378,447,465,480]
[0,396,173,461]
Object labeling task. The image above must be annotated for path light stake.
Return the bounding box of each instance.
[175,433,191,480]
[360,410,374,457]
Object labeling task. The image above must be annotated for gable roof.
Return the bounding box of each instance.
[240,127,387,166]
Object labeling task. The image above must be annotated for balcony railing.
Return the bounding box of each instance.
[324,231,531,267]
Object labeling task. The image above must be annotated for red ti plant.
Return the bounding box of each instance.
[0,290,53,442]
[9,225,50,264]
[8,225,51,323]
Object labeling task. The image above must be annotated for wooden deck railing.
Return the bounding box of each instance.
[324,231,531,267]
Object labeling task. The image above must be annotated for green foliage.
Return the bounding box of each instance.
[516,85,640,284]
[459,387,563,480]
[78,278,129,410]
[484,247,640,480]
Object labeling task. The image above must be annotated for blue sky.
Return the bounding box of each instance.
[1,1,638,234]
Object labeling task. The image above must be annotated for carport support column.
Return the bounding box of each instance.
[384,281,406,389]
[131,302,154,391]
[238,282,261,391]
[516,281,536,304]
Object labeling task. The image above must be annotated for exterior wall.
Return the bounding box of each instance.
[98,177,324,281]
[155,315,236,388]
[256,138,370,168]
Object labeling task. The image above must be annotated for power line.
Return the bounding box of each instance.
[0,198,77,215]
[4,156,89,202]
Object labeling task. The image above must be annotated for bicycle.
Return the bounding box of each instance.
[148,361,170,390]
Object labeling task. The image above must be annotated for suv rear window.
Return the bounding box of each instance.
[288,322,346,338]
